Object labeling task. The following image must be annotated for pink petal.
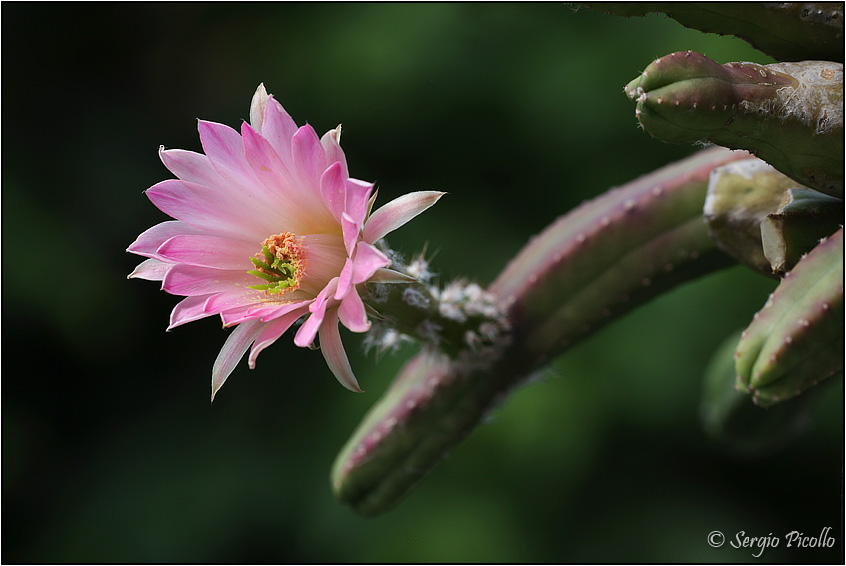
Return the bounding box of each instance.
[341,212,360,257]
[362,191,445,244]
[146,179,255,241]
[160,142,282,225]
[162,264,257,296]
[318,310,362,392]
[241,122,293,192]
[338,288,370,333]
[310,277,338,315]
[127,220,206,259]
[198,122,297,227]
[340,179,373,255]
[211,319,265,401]
[242,123,337,233]
[220,300,308,327]
[334,258,354,300]
[247,307,308,368]
[293,278,338,347]
[352,242,391,284]
[320,126,348,179]
[261,95,299,163]
[128,258,172,281]
[249,84,269,133]
[344,178,373,227]
[219,303,268,327]
[294,313,323,349]
[156,234,256,270]
[198,120,256,187]
[169,295,215,330]
[298,234,348,296]
[202,286,310,315]
[145,179,268,241]
[319,161,346,222]
[291,124,327,191]
[159,148,223,188]
[257,301,311,322]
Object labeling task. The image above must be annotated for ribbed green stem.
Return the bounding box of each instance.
[584,3,845,62]
[700,330,814,455]
[626,52,844,198]
[735,228,844,406]
[332,146,750,516]
[491,147,750,360]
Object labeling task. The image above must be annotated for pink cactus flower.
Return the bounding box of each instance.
[128,85,442,398]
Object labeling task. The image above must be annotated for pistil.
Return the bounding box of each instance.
[248,232,305,294]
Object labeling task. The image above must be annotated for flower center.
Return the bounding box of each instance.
[248,232,306,295]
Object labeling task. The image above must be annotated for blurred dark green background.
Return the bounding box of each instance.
[3,3,842,563]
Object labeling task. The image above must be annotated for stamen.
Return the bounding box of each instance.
[248,232,306,294]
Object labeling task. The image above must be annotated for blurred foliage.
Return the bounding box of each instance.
[2,3,841,563]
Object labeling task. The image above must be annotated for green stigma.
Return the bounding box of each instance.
[248,243,298,294]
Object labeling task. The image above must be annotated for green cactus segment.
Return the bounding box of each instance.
[491,146,750,360]
[701,330,813,455]
[584,3,845,62]
[735,228,844,407]
[703,158,803,275]
[332,347,538,516]
[626,52,844,198]
[331,353,461,516]
[761,188,844,274]
[332,147,752,516]
[624,51,794,103]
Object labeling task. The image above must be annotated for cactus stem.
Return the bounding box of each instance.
[627,52,844,197]
[332,147,753,515]
[735,228,843,405]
